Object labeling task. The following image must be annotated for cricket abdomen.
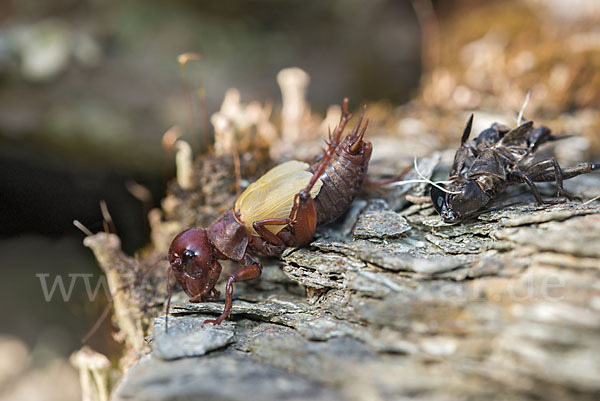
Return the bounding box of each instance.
[312,142,372,225]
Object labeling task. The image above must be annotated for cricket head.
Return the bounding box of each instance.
[168,227,215,284]
[431,179,491,224]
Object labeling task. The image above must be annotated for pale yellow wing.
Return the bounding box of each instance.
[235,160,309,208]
[235,160,323,234]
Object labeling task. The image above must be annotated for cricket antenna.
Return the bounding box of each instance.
[385,157,461,195]
[517,90,531,126]
[80,254,169,344]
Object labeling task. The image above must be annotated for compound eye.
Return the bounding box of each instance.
[181,249,195,267]
[430,186,447,215]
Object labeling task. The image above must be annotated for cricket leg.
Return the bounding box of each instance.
[528,161,600,181]
[251,218,292,257]
[252,218,291,247]
[528,159,600,200]
[559,163,600,179]
[302,98,353,198]
[508,171,565,205]
[548,158,578,200]
[284,104,354,245]
[253,204,317,248]
[205,288,221,301]
[525,158,574,199]
[202,253,262,326]
[524,159,556,181]
[188,260,223,302]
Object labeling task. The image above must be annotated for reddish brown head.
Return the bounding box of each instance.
[165,227,216,331]
[168,227,214,279]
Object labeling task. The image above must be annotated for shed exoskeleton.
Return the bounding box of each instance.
[431,115,599,223]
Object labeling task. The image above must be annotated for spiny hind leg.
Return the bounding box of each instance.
[508,171,566,205]
[524,159,570,199]
[282,99,354,245]
[299,98,352,203]
[527,161,599,181]
[287,134,335,245]
[548,158,579,200]
[526,158,592,200]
